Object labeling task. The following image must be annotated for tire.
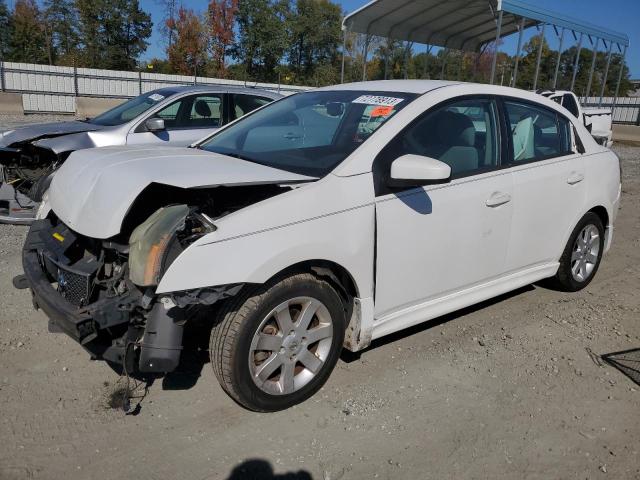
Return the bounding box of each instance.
[27,171,54,202]
[553,212,605,292]
[210,272,346,412]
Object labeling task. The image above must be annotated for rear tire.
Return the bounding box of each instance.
[210,272,345,412]
[552,212,605,291]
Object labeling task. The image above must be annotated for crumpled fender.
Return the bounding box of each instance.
[33,130,123,155]
[156,173,376,301]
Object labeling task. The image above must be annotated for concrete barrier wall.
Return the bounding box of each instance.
[0,92,24,114]
[613,125,640,145]
[76,97,126,118]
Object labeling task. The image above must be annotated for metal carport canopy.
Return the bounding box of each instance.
[341,0,630,105]
[342,0,630,52]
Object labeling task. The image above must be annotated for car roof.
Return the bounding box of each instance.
[315,80,461,94]
[152,85,284,98]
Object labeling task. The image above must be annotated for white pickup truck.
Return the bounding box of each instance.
[539,90,613,147]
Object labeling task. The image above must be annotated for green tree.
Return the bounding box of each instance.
[44,0,80,65]
[233,0,290,82]
[286,0,342,84]
[7,0,49,64]
[0,0,10,60]
[76,0,152,70]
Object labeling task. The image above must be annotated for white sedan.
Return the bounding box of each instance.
[19,80,621,411]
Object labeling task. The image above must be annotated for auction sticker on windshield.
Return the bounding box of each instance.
[149,93,165,102]
[370,105,395,117]
[352,95,404,107]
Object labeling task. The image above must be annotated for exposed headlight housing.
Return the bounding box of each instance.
[129,205,215,286]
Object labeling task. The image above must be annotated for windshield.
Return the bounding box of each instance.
[89,89,179,126]
[199,90,417,177]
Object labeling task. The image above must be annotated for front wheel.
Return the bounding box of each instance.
[210,273,346,411]
[553,212,605,291]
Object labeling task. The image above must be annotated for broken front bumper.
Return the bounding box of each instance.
[0,182,37,225]
[19,219,184,373]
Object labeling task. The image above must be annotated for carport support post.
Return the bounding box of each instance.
[340,26,348,84]
[423,45,432,79]
[552,27,566,89]
[570,33,583,92]
[489,9,503,85]
[440,49,447,80]
[384,39,390,80]
[598,41,614,106]
[0,60,4,92]
[403,42,411,79]
[512,17,525,87]
[611,45,627,114]
[532,23,546,91]
[585,37,600,100]
[362,34,369,81]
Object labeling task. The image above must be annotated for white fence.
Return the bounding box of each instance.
[0,61,309,114]
[1,61,639,123]
[583,96,640,125]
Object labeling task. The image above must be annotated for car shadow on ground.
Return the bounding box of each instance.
[225,459,312,479]
[341,284,536,362]
[161,284,538,389]
[601,347,640,386]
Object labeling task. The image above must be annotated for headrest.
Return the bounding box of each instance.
[195,100,212,118]
[435,111,475,147]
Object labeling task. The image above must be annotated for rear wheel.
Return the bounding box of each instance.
[210,273,345,411]
[553,212,605,291]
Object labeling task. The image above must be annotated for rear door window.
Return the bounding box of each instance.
[562,94,580,117]
[187,95,223,128]
[231,94,273,120]
[504,101,572,163]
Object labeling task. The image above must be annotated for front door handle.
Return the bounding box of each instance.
[567,172,585,185]
[486,192,512,208]
[283,132,302,140]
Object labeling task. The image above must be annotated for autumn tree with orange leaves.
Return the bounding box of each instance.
[166,7,207,76]
[207,0,238,78]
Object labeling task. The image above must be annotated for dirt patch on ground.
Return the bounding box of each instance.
[0,116,638,479]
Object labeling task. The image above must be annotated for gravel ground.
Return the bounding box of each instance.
[0,114,80,130]
[0,115,639,480]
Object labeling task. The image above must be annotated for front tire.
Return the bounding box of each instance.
[553,212,605,291]
[210,273,346,411]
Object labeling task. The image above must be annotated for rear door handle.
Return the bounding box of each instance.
[567,172,584,185]
[486,192,512,208]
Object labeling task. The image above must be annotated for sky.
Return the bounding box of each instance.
[47,0,640,78]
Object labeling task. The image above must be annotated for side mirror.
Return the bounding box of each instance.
[389,154,451,187]
[145,117,165,132]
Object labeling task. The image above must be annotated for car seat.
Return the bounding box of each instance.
[429,111,479,175]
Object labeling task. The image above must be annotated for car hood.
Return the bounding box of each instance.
[0,121,104,148]
[48,145,316,239]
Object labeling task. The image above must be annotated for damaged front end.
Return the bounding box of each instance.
[18,205,241,375]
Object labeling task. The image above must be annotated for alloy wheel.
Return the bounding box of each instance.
[248,296,334,395]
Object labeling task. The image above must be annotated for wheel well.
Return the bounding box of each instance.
[589,206,609,228]
[267,260,360,304]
